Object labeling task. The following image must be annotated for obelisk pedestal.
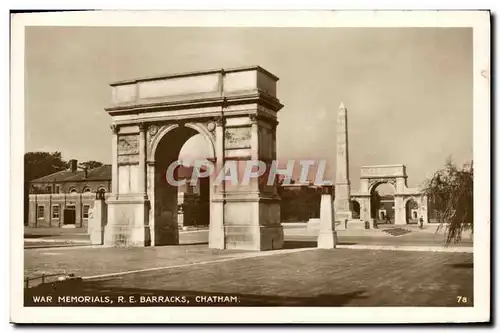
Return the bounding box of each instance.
[317,187,338,249]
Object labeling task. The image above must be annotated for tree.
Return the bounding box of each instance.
[78,160,103,170]
[423,158,473,245]
[24,152,68,224]
[24,151,68,183]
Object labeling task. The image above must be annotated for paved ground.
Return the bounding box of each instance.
[288,234,472,247]
[24,225,473,249]
[24,243,248,282]
[25,246,473,307]
[23,228,211,249]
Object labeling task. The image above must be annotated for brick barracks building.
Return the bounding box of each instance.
[27,159,210,230]
[28,159,112,229]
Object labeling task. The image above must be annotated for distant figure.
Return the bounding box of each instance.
[385,215,391,224]
[419,217,424,229]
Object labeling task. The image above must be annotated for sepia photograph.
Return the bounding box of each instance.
[10,10,490,324]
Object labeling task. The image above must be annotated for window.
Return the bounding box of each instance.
[412,211,418,219]
[55,185,60,194]
[52,205,60,219]
[69,188,77,194]
[37,205,45,219]
[97,188,106,199]
[83,205,90,219]
[83,187,91,193]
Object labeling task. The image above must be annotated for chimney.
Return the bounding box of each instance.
[69,159,78,172]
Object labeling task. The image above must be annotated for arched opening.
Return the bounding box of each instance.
[351,200,361,219]
[370,182,395,225]
[405,198,419,224]
[153,125,214,246]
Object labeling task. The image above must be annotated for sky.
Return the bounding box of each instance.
[25,27,473,191]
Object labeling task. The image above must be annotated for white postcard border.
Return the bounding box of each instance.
[10,10,490,324]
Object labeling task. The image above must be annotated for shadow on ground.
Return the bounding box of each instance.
[165,240,355,249]
[282,240,357,249]
[448,262,473,269]
[24,278,368,307]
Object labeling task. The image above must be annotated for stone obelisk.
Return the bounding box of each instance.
[334,102,352,222]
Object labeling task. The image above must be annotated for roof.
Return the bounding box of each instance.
[65,165,112,182]
[31,165,111,183]
[110,66,279,86]
[31,170,85,183]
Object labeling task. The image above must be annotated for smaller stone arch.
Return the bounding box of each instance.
[403,196,419,207]
[68,187,78,194]
[82,187,92,193]
[351,199,361,219]
[404,197,419,223]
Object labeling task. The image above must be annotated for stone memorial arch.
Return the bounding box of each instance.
[350,165,428,225]
[103,66,284,251]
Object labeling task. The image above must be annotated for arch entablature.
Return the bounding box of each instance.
[359,165,408,195]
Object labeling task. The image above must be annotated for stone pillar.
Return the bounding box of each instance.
[317,189,338,249]
[334,102,352,222]
[219,114,283,251]
[360,178,369,194]
[394,196,405,225]
[421,195,429,223]
[250,115,260,193]
[177,192,185,229]
[104,125,150,247]
[209,116,225,249]
[271,122,279,198]
[89,197,107,245]
[110,125,119,197]
[359,196,371,221]
[138,123,147,197]
[396,177,406,194]
[146,161,156,245]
